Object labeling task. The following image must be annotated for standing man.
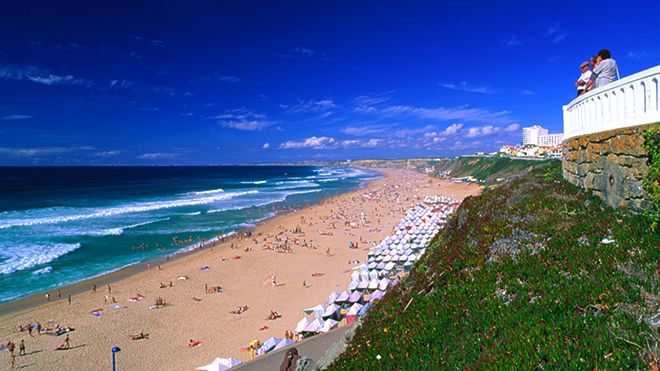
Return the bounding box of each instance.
[575,61,593,96]
[593,49,619,88]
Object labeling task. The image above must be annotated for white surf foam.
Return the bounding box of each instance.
[0,190,259,230]
[0,242,81,275]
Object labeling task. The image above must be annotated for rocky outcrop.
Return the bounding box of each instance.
[562,123,658,212]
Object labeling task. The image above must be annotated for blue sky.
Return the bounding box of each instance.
[1,0,658,165]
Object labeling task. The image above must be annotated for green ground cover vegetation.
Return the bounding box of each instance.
[329,163,658,369]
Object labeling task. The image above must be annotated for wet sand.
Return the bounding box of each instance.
[0,168,481,370]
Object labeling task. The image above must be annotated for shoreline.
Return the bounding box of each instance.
[0,169,383,316]
[0,168,481,370]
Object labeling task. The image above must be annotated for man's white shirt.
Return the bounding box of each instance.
[577,70,592,90]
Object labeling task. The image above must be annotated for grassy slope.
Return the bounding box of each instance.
[329,163,659,369]
[345,156,559,182]
[429,156,559,180]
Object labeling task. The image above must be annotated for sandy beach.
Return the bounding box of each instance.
[0,168,480,371]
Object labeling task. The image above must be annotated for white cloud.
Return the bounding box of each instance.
[376,104,513,124]
[280,136,337,149]
[465,123,519,138]
[2,114,32,120]
[438,81,496,94]
[94,150,121,157]
[521,90,535,96]
[340,125,388,136]
[109,79,133,89]
[282,99,338,115]
[289,47,314,56]
[212,108,272,131]
[0,146,94,157]
[223,120,272,131]
[279,136,383,150]
[262,143,270,149]
[502,35,521,47]
[0,64,92,87]
[138,152,177,159]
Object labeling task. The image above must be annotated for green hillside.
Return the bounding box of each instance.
[329,163,658,369]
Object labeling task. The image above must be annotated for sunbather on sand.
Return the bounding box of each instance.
[129,332,148,340]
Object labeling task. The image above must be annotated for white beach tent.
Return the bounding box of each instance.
[320,318,338,333]
[294,317,312,333]
[368,270,379,280]
[357,280,369,290]
[368,278,379,290]
[347,280,360,291]
[303,318,324,333]
[350,270,361,281]
[273,338,295,351]
[303,304,325,319]
[335,291,350,303]
[322,303,340,318]
[327,291,340,304]
[197,357,242,371]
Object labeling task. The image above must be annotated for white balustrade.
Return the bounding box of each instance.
[563,65,660,140]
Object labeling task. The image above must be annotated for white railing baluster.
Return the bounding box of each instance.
[563,65,660,139]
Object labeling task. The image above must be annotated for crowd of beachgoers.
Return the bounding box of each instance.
[0,169,480,370]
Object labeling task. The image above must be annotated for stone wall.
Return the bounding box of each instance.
[562,123,658,212]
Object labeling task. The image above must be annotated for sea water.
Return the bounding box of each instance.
[0,166,378,304]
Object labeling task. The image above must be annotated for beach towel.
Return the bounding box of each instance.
[91,311,102,316]
[200,266,210,270]
[188,340,203,348]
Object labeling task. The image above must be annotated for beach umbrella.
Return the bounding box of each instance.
[357,280,369,290]
[348,290,363,304]
[257,337,282,355]
[369,290,384,301]
[368,262,377,269]
[320,319,338,333]
[327,291,339,304]
[360,270,369,281]
[376,262,386,270]
[368,278,379,290]
[347,280,359,291]
[322,304,340,318]
[384,262,396,271]
[368,270,379,280]
[303,318,324,333]
[383,256,391,263]
[358,302,373,316]
[379,278,390,291]
[197,357,242,371]
[350,271,360,281]
[347,303,363,316]
[294,317,312,333]
[273,338,295,351]
[336,291,350,303]
[303,304,325,316]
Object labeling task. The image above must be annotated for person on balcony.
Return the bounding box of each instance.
[575,61,593,96]
[592,49,619,88]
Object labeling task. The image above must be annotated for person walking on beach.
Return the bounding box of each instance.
[91,284,97,293]
[18,340,25,356]
[35,322,41,335]
[64,334,71,349]
[68,294,71,305]
[271,275,277,287]
[9,352,15,369]
[57,289,62,299]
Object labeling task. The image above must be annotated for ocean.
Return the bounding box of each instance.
[0,165,378,304]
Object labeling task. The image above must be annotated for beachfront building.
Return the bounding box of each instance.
[538,133,564,147]
[522,125,548,145]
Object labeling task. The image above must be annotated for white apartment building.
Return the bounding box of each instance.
[538,133,564,147]
[522,125,548,145]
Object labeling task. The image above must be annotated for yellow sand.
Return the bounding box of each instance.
[0,169,480,370]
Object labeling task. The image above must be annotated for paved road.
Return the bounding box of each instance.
[234,324,355,370]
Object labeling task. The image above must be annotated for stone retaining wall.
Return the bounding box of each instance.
[562,123,657,212]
